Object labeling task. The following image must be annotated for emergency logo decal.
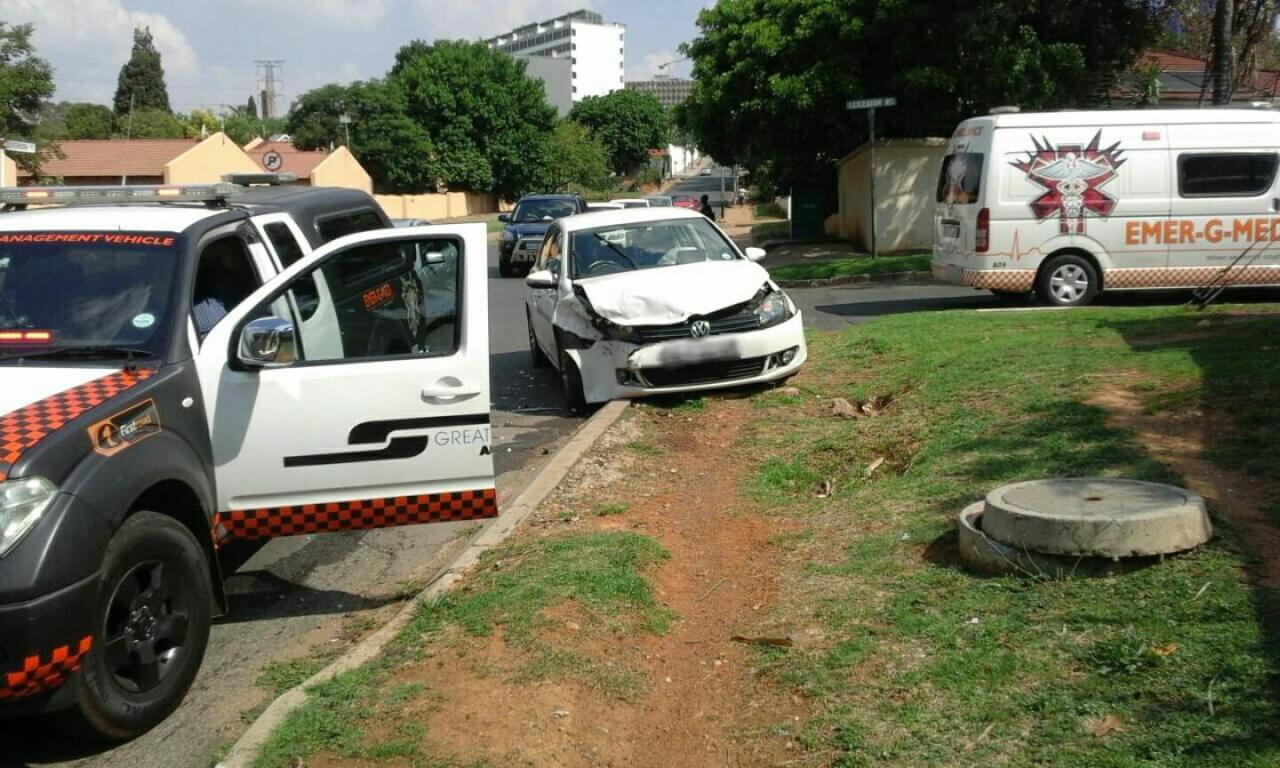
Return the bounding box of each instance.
[0,369,154,481]
[212,488,498,544]
[88,399,161,457]
[0,635,93,701]
[1012,131,1125,235]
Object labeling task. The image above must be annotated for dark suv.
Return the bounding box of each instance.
[498,194,588,277]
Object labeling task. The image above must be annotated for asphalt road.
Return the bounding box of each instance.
[2,240,580,768]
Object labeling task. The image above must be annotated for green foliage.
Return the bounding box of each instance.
[62,102,114,139]
[544,119,609,192]
[679,0,1165,190]
[390,40,556,200]
[244,94,258,120]
[287,79,435,194]
[124,107,184,139]
[222,114,284,146]
[0,23,53,138]
[114,27,171,115]
[570,89,668,174]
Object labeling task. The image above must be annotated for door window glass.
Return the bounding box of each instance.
[537,227,562,278]
[315,209,385,243]
[936,152,985,204]
[263,222,320,321]
[193,236,261,338]
[270,237,462,363]
[1178,153,1279,197]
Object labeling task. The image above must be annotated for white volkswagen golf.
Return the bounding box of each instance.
[523,207,807,411]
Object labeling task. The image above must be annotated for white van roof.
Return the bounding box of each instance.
[976,108,1280,130]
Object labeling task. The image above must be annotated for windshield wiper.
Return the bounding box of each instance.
[591,234,638,269]
[0,345,155,365]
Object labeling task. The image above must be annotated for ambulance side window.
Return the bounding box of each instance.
[192,236,262,338]
[1178,153,1280,198]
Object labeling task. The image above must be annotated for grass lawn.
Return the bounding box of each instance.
[745,304,1280,766]
[752,219,791,241]
[769,250,931,282]
[485,214,505,233]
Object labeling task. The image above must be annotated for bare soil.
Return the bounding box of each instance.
[318,400,808,767]
[1092,385,1280,588]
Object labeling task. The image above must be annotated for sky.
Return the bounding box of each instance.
[0,0,712,114]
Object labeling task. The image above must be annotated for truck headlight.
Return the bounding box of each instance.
[755,290,793,328]
[0,477,58,557]
[500,229,515,242]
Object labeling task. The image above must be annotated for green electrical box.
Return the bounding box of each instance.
[789,186,829,240]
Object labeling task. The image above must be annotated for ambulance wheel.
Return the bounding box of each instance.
[527,308,549,368]
[73,512,212,741]
[558,347,588,415]
[1037,254,1099,307]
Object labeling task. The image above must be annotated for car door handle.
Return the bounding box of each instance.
[421,378,480,403]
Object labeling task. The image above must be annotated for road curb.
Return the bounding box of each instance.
[773,270,935,289]
[216,400,631,768]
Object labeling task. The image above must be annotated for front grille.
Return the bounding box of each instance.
[641,356,767,387]
[634,307,761,343]
[517,238,541,252]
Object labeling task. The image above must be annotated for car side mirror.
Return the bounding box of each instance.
[745,247,767,263]
[525,269,557,290]
[237,316,296,368]
[497,213,511,223]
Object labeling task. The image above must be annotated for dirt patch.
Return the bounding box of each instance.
[1092,384,1280,588]
[369,400,807,767]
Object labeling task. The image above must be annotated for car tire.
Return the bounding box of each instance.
[72,511,212,741]
[527,308,549,368]
[498,255,513,278]
[557,346,588,415]
[1037,254,1099,307]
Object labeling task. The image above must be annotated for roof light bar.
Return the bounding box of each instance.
[222,172,298,186]
[0,183,236,206]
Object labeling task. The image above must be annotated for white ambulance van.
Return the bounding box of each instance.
[932,108,1280,305]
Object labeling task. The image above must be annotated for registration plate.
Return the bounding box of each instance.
[942,221,961,239]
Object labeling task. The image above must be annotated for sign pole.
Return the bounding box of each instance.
[868,107,878,259]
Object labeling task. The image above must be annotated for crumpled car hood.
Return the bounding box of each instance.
[576,260,770,326]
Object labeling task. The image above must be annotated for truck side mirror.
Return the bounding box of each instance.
[238,316,296,368]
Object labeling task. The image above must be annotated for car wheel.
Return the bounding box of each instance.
[498,255,513,278]
[558,346,588,415]
[527,308,549,368]
[73,511,212,741]
[1037,254,1099,307]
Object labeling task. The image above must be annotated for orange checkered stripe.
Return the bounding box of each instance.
[1104,265,1280,289]
[962,269,1037,292]
[212,488,498,544]
[0,636,93,701]
[0,369,154,481]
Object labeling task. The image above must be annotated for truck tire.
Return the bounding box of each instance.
[73,511,212,741]
[1037,254,1099,307]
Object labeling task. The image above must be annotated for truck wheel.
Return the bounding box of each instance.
[558,347,588,415]
[73,512,212,741]
[498,255,513,278]
[1037,254,1099,307]
[527,308,549,368]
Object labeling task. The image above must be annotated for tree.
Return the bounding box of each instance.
[222,114,285,146]
[569,89,668,174]
[287,79,435,193]
[0,22,54,139]
[244,95,258,120]
[678,0,1165,192]
[124,107,184,138]
[114,27,171,115]
[390,40,556,199]
[544,120,609,192]
[63,102,114,139]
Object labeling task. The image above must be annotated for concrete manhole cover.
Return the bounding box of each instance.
[958,478,1212,576]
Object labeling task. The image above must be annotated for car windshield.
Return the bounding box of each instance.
[513,199,577,222]
[0,233,180,359]
[570,217,740,278]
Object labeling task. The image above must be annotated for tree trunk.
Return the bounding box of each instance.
[1210,0,1235,105]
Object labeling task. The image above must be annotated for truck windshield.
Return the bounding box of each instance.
[570,217,741,278]
[0,233,180,360]
[514,199,577,222]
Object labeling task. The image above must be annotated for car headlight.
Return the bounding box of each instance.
[0,477,58,557]
[500,230,515,242]
[595,319,642,344]
[755,288,793,328]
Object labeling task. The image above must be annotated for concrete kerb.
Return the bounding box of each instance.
[216,399,631,768]
[772,270,935,289]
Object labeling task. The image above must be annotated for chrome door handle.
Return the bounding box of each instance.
[421,382,480,402]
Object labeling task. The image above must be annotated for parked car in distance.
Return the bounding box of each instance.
[523,207,806,413]
[392,217,432,227]
[587,202,625,212]
[498,194,589,277]
[644,195,674,207]
[672,194,699,210]
[933,108,1280,306]
[699,167,713,176]
[610,198,651,209]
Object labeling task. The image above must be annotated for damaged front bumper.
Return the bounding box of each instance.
[570,312,807,404]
